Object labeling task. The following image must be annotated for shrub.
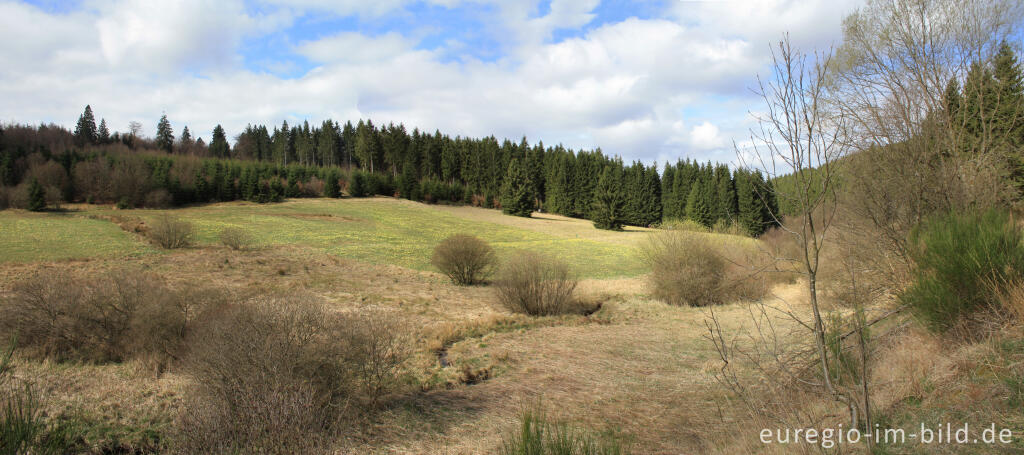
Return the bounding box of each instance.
[494,251,578,316]
[431,234,497,285]
[900,209,1024,335]
[176,296,409,454]
[148,214,194,249]
[640,231,726,306]
[0,270,217,365]
[219,227,256,251]
[500,408,623,455]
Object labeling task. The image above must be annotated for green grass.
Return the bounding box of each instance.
[0,199,653,278]
[0,211,154,262]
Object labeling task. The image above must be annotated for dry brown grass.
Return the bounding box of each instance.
[0,233,826,454]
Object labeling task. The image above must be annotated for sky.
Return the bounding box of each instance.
[0,0,862,166]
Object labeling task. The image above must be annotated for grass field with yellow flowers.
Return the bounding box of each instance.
[0,197,656,278]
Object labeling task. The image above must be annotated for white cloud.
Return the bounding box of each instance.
[689,121,725,150]
[0,0,863,165]
[296,31,419,64]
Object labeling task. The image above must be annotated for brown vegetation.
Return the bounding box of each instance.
[431,234,497,285]
[494,251,579,316]
[148,214,194,249]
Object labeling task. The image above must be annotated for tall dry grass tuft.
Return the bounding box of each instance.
[494,251,579,316]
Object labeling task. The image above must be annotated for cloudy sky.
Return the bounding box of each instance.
[0,0,861,165]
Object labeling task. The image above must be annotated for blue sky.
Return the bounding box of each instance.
[1,0,861,165]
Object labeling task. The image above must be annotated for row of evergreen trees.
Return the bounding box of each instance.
[8,106,782,236]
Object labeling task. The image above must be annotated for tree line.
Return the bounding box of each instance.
[2,106,780,236]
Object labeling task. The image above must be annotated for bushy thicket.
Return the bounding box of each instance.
[0,270,225,366]
[176,297,410,454]
[219,227,257,251]
[148,214,194,249]
[640,231,769,307]
[0,268,412,454]
[494,251,579,316]
[431,234,497,285]
[900,209,1024,335]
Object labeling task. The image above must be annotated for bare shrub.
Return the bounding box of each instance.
[148,214,194,249]
[640,231,726,306]
[218,227,256,251]
[494,251,578,316]
[0,269,211,364]
[176,296,410,454]
[431,234,496,285]
[337,310,412,406]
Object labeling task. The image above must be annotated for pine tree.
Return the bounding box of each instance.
[499,158,533,217]
[210,125,230,158]
[400,158,418,200]
[735,169,765,236]
[686,176,713,228]
[27,178,46,211]
[180,126,193,148]
[660,162,675,221]
[349,171,367,197]
[324,170,341,198]
[714,164,736,222]
[156,114,174,153]
[98,119,110,144]
[591,166,624,230]
[74,105,98,146]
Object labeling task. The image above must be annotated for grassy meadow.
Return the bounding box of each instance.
[0,198,652,278]
[0,197,794,454]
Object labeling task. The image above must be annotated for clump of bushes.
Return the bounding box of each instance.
[640,231,726,306]
[494,251,578,316]
[148,214,194,249]
[219,227,257,251]
[900,209,1024,336]
[176,296,410,454]
[500,408,624,455]
[431,234,496,285]
[0,270,226,366]
[640,230,769,306]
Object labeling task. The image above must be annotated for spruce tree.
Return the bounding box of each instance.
[735,170,764,236]
[400,159,418,200]
[27,178,46,211]
[686,177,713,227]
[180,126,193,152]
[714,164,736,222]
[349,172,366,197]
[591,166,624,230]
[98,119,110,144]
[499,158,533,217]
[74,105,98,146]
[156,114,174,153]
[210,125,230,158]
[324,170,341,198]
